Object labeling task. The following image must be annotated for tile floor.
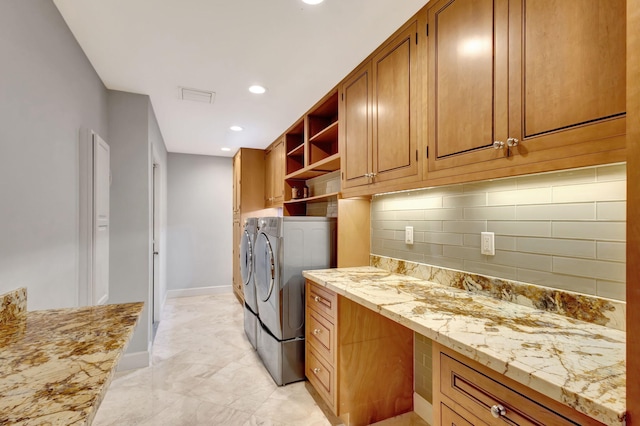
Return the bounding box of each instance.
[94,294,428,426]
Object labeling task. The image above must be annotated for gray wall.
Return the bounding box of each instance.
[0,0,108,309]
[167,154,232,291]
[107,90,168,355]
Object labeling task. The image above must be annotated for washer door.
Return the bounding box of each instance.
[255,232,276,303]
[240,229,252,287]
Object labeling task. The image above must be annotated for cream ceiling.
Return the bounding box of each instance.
[53,0,428,157]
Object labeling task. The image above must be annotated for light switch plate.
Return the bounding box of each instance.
[405,226,414,245]
[481,232,495,255]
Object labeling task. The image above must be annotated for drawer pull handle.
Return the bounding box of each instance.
[490,404,506,418]
[314,296,323,303]
[313,367,321,374]
[313,328,321,335]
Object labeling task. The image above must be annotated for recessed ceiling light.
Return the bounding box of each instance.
[230,125,243,132]
[302,0,324,4]
[248,85,266,94]
[221,147,231,152]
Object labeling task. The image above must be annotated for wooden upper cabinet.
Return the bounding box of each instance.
[340,19,420,193]
[233,148,265,215]
[426,0,626,179]
[340,62,372,189]
[510,0,626,146]
[372,21,419,184]
[265,138,285,207]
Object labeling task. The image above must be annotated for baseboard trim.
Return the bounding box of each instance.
[414,392,433,426]
[166,285,232,298]
[117,347,150,371]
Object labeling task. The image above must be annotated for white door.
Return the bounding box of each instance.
[93,134,110,305]
[79,130,110,306]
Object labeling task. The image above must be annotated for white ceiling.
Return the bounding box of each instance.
[53,0,428,157]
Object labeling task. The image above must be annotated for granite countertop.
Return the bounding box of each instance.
[0,288,143,425]
[302,266,626,426]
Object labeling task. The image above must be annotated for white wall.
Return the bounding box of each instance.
[0,0,108,309]
[167,154,233,292]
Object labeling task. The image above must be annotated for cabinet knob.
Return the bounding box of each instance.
[507,137,519,147]
[493,140,505,149]
[490,404,506,418]
[313,328,321,335]
[313,367,321,374]
[314,296,321,303]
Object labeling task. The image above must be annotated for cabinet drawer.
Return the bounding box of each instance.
[306,309,335,364]
[439,352,583,426]
[306,347,336,412]
[306,280,337,322]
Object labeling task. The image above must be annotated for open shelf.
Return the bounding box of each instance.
[285,153,340,180]
[283,191,340,205]
[287,142,305,157]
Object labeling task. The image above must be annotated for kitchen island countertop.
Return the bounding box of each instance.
[0,289,143,426]
[303,266,625,426]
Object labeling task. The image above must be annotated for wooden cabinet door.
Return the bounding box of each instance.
[265,139,285,207]
[272,139,285,204]
[340,62,372,189]
[426,0,509,173]
[508,0,626,154]
[372,21,420,184]
[232,151,241,214]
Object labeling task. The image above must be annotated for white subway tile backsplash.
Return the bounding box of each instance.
[463,260,518,280]
[596,201,626,221]
[597,242,626,262]
[496,236,517,251]
[515,167,596,189]
[371,210,396,221]
[596,163,627,182]
[516,237,596,258]
[552,222,626,241]
[489,251,552,271]
[423,232,463,246]
[396,210,426,221]
[443,245,484,261]
[371,164,627,301]
[443,193,487,208]
[443,220,487,233]
[423,208,464,221]
[516,203,596,221]
[488,187,551,206]
[553,257,625,282]
[462,179,517,193]
[552,181,626,203]
[516,269,597,295]
[424,255,464,270]
[488,221,552,237]
[464,205,516,220]
[596,280,626,301]
[408,220,444,232]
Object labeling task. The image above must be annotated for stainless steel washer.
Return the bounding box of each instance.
[254,216,336,385]
[241,218,259,349]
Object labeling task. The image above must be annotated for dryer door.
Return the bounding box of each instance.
[240,228,252,287]
[255,232,276,303]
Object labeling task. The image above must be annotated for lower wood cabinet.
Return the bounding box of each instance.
[433,342,604,426]
[305,279,414,425]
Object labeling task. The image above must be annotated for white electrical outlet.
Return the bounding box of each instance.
[405,226,414,245]
[481,232,495,255]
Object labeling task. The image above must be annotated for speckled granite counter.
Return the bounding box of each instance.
[0,288,143,425]
[302,267,626,426]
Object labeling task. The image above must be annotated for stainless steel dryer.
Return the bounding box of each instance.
[241,217,259,349]
[254,216,336,386]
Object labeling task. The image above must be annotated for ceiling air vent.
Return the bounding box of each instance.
[179,87,216,104]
